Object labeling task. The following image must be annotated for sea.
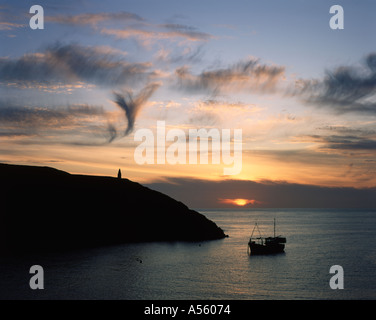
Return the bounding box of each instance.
[1,208,376,300]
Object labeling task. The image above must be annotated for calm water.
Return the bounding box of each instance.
[1,208,376,300]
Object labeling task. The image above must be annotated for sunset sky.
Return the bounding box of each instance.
[1,0,376,207]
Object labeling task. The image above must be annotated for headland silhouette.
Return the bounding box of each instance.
[0,163,226,253]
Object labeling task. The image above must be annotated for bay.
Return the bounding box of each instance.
[1,208,375,300]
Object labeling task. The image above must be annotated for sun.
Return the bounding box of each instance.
[218,198,259,206]
[233,199,248,206]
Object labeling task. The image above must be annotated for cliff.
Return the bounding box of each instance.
[0,163,226,253]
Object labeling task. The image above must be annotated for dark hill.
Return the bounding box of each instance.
[0,163,226,253]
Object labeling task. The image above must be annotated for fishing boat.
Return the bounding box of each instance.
[247,218,286,255]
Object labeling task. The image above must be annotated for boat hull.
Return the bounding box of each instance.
[248,242,285,255]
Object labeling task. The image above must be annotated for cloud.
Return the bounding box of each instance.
[47,10,212,45]
[113,83,160,136]
[0,103,103,127]
[174,58,285,95]
[0,43,154,89]
[185,99,262,127]
[155,45,204,64]
[306,134,376,151]
[145,177,376,208]
[188,111,220,126]
[297,53,376,114]
[0,101,116,144]
[0,6,25,31]
[158,23,213,41]
[46,11,143,26]
[107,123,117,143]
[101,23,212,45]
[0,21,24,31]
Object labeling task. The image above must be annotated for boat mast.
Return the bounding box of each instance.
[274,218,276,237]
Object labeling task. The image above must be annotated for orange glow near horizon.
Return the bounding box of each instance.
[3,139,376,188]
[218,198,260,206]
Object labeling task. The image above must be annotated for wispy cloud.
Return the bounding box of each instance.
[113,82,160,136]
[0,101,116,144]
[46,11,143,26]
[296,53,376,114]
[305,134,376,151]
[0,6,26,31]
[46,10,212,45]
[155,45,204,64]
[174,58,285,95]
[0,21,24,31]
[158,23,213,41]
[0,102,104,127]
[0,43,154,89]
[101,24,212,46]
[186,98,262,127]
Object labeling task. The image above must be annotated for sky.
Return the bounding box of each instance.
[1,0,376,208]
